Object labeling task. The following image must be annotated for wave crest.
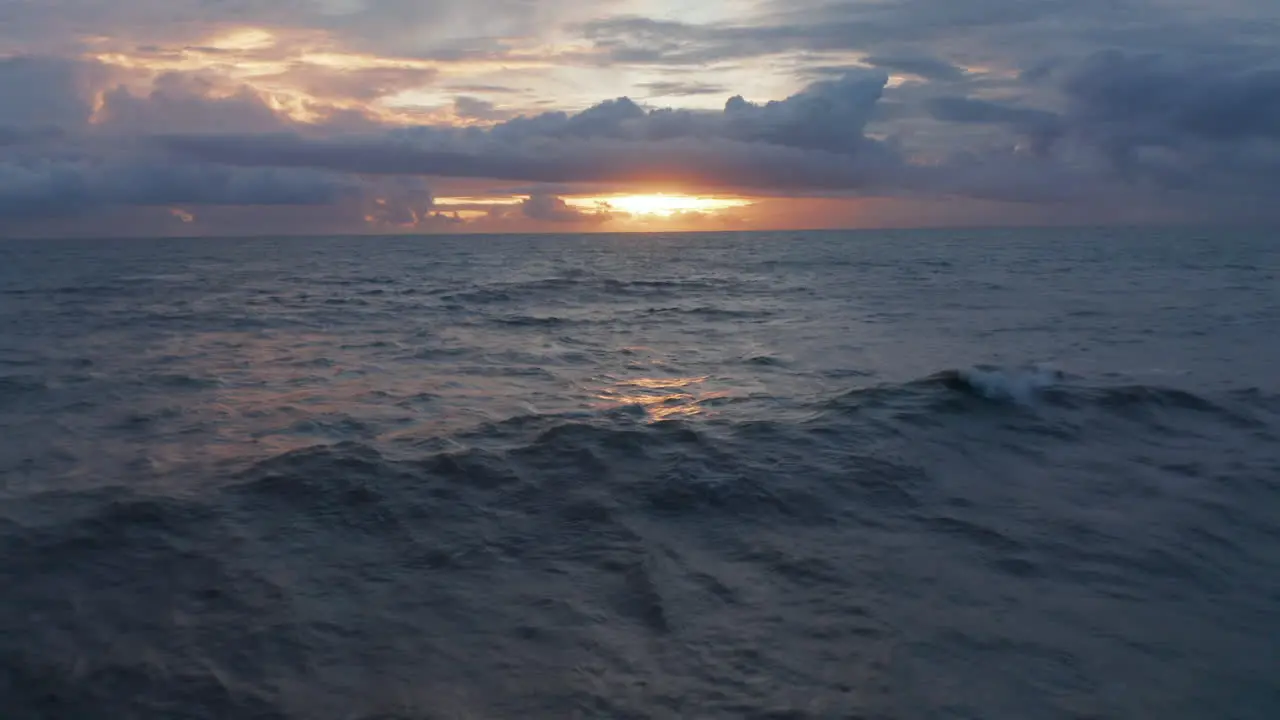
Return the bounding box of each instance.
[926,365,1065,404]
[830,366,1272,431]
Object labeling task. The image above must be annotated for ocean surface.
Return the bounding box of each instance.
[1,227,1278,719]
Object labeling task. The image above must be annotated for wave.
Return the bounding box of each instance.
[0,374,48,398]
[437,276,734,307]
[830,365,1273,421]
[491,314,573,327]
[642,306,773,320]
[925,365,1066,404]
[4,376,1277,718]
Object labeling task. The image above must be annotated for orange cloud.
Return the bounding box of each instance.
[81,24,573,127]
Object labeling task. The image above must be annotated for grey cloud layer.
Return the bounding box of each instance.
[584,0,1277,66]
[158,71,901,192]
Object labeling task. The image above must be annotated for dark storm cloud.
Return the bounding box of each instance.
[922,97,1064,152]
[1035,50,1280,194]
[924,97,1057,127]
[904,48,1280,201]
[1060,50,1280,142]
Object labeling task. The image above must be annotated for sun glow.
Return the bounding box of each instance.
[569,193,752,217]
[207,27,278,51]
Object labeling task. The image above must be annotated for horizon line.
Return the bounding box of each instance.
[5,219,1276,243]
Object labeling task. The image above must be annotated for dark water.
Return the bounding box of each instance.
[1,228,1278,719]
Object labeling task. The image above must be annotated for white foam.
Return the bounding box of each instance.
[960,365,1063,404]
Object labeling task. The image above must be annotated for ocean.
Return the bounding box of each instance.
[0,227,1277,719]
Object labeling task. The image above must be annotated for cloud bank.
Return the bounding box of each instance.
[1,0,1278,235]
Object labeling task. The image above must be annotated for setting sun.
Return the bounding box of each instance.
[569,194,752,217]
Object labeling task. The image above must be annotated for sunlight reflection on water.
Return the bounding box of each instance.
[594,375,733,421]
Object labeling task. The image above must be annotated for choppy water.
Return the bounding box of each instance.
[1,227,1279,719]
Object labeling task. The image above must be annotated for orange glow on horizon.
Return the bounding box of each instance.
[430,193,755,223]
[568,193,753,217]
[433,196,524,206]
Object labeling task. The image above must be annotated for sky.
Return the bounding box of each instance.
[1,0,1278,236]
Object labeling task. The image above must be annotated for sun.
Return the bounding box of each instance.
[568,193,752,217]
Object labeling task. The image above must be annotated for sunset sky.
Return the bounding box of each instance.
[1,0,1278,236]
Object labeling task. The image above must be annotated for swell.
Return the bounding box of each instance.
[828,365,1275,430]
[3,390,1278,718]
[0,374,49,398]
[0,419,914,717]
[438,276,736,306]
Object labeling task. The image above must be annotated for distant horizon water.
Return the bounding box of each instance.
[6,220,1280,244]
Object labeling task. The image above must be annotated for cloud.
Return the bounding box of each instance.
[0,56,106,130]
[0,0,596,56]
[923,96,1064,153]
[520,193,611,223]
[637,81,729,97]
[445,84,527,95]
[862,54,966,82]
[924,97,1055,127]
[453,96,512,122]
[5,0,1280,235]
[0,152,361,220]
[8,49,1275,232]
[160,133,898,193]
[361,176,436,228]
[1060,50,1280,142]
[1041,50,1280,196]
[93,73,294,135]
[257,65,440,103]
[160,70,896,189]
[579,0,1279,89]
[0,127,65,148]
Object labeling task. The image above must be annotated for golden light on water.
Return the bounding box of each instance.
[569,194,752,217]
[596,376,728,422]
